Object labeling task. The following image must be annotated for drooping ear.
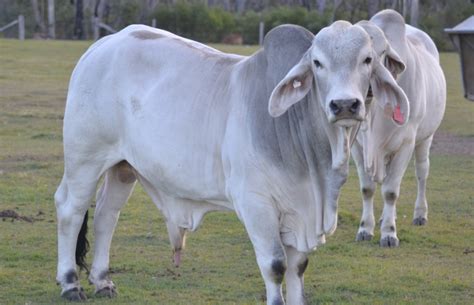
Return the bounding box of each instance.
[371,60,410,126]
[268,54,313,117]
[384,45,405,79]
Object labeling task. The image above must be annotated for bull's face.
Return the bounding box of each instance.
[268,21,408,129]
[352,20,410,182]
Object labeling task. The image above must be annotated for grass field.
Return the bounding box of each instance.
[0,38,473,305]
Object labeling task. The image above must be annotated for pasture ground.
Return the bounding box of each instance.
[0,39,473,305]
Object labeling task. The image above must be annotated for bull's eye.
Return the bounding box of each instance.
[364,57,372,65]
[313,60,322,68]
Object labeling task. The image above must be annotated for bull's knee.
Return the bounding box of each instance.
[361,187,374,199]
[383,190,398,203]
[271,259,287,284]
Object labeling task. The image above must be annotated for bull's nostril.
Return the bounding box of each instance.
[329,101,341,115]
[350,99,361,114]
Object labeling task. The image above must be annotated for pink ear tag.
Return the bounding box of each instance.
[393,104,404,124]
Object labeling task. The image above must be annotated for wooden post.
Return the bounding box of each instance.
[152,18,157,28]
[259,21,264,46]
[18,15,25,40]
[47,0,55,39]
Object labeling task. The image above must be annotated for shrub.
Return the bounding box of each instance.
[152,3,236,42]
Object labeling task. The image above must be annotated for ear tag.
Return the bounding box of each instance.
[293,79,302,88]
[393,104,405,124]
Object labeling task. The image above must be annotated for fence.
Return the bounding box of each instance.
[0,15,25,40]
[92,17,117,40]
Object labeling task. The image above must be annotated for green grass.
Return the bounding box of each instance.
[0,39,473,305]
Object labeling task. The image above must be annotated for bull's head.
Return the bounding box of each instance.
[267,20,408,129]
[354,19,410,182]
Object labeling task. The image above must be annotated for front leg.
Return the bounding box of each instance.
[235,195,286,305]
[352,143,377,241]
[285,246,308,305]
[380,141,415,247]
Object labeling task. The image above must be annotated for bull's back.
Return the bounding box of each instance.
[404,28,446,140]
[64,25,244,201]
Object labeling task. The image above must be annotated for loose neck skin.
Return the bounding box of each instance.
[242,52,353,231]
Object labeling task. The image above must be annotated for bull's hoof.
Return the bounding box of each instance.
[380,236,399,248]
[356,231,374,241]
[95,286,117,298]
[61,287,87,301]
[412,217,427,226]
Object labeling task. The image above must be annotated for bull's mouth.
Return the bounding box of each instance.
[333,117,363,127]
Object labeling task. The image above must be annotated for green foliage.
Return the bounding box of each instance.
[236,10,261,44]
[152,3,236,42]
[420,0,474,51]
[1,0,473,49]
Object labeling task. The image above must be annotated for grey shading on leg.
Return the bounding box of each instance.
[89,161,137,297]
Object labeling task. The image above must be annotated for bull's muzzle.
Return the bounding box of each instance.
[329,98,364,126]
[329,98,361,116]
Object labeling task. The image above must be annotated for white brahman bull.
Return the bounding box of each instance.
[353,10,446,247]
[55,21,408,304]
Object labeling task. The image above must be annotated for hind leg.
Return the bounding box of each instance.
[413,136,433,225]
[55,165,102,300]
[89,161,136,297]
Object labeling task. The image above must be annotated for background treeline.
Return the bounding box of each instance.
[0,0,473,49]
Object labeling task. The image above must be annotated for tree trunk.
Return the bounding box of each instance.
[402,0,409,19]
[236,0,247,13]
[368,0,379,18]
[302,0,311,10]
[410,0,419,27]
[317,0,326,14]
[73,0,84,39]
[31,0,46,38]
[331,0,344,22]
[47,0,55,39]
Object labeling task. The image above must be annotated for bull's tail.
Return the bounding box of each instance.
[76,210,90,273]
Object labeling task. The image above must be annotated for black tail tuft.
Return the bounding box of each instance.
[76,210,90,274]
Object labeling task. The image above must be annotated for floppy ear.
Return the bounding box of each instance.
[384,45,405,79]
[371,60,410,126]
[268,54,313,117]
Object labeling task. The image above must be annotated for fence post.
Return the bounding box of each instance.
[18,15,25,40]
[259,21,264,46]
[152,18,156,28]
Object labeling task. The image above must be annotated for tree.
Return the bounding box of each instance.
[410,0,419,27]
[368,0,379,18]
[317,0,327,14]
[73,0,85,39]
[31,0,47,38]
[47,0,55,39]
